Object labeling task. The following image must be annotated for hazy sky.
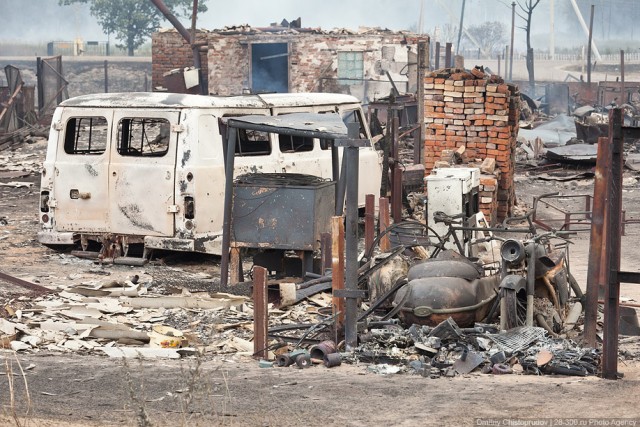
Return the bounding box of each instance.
[1,1,638,50]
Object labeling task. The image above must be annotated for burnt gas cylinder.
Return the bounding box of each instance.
[407,259,481,282]
[309,340,337,360]
[392,275,499,327]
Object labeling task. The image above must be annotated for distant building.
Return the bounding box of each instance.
[151,24,428,103]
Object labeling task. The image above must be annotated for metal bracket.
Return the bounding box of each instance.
[53,121,63,131]
[333,289,367,298]
[167,205,180,213]
[171,124,185,133]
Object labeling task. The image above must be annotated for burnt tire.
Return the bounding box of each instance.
[502,288,527,330]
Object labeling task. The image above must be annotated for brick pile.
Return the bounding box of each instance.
[423,67,520,224]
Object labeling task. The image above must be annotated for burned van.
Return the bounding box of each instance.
[37,92,382,255]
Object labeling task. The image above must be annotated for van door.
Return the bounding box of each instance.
[53,111,112,232]
[109,111,180,236]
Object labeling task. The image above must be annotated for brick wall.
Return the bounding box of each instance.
[151,30,209,90]
[423,67,520,223]
[152,28,424,101]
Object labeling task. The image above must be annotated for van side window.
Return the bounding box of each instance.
[235,129,271,156]
[63,117,108,155]
[278,134,314,153]
[117,118,170,157]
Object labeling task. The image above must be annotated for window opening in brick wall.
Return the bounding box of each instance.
[338,51,364,85]
[63,116,108,155]
[251,43,289,93]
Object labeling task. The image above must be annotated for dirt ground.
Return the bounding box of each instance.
[0,139,640,426]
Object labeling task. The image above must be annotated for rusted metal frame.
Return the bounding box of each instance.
[602,108,624,380]
[379,197,391,252]
[343,122,364,351]
[0,271,53,294]
[391,117,402,223]
[219,127,237,288]
[331,216,345,341]
[252,265,268,359]
[584,137,609,347]
[364,194,375,254]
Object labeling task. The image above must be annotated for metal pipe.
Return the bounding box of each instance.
[416,40,428,165]
[344,123,360,351]
[149,0,192,44]
[219,127,237,288]
[526,242,535,326]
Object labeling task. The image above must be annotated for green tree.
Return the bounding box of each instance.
[59,0,207,56]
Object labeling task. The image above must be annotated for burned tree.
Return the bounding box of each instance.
[516,0,541,94]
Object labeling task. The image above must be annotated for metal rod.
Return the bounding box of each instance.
[219,127,237,288]
[391,117,402,222]
[526,242,535,326]
[336,150,348,216]
[602,108,624,380]
[0,271,53,294]
[584,137,608,347]
[379,197,391,252]
[252,265,268,359]
[587,4,594,84]
[365,194,375,255]
[344,123,360,351]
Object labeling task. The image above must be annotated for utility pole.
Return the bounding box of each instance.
[456,0,466,55]
[510,1,515,80]
[587,4,594,84]
[549,0,555,59]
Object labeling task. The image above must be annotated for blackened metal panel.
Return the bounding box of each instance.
[232,174,335,251]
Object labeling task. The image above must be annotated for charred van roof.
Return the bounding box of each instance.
[59,92,360,109]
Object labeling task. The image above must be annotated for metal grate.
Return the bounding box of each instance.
[487,326,547,353]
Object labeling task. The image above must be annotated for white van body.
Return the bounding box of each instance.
[37,92,382,255]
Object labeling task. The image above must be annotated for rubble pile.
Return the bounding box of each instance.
[0,269,329,360]
[352,319,601,377]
